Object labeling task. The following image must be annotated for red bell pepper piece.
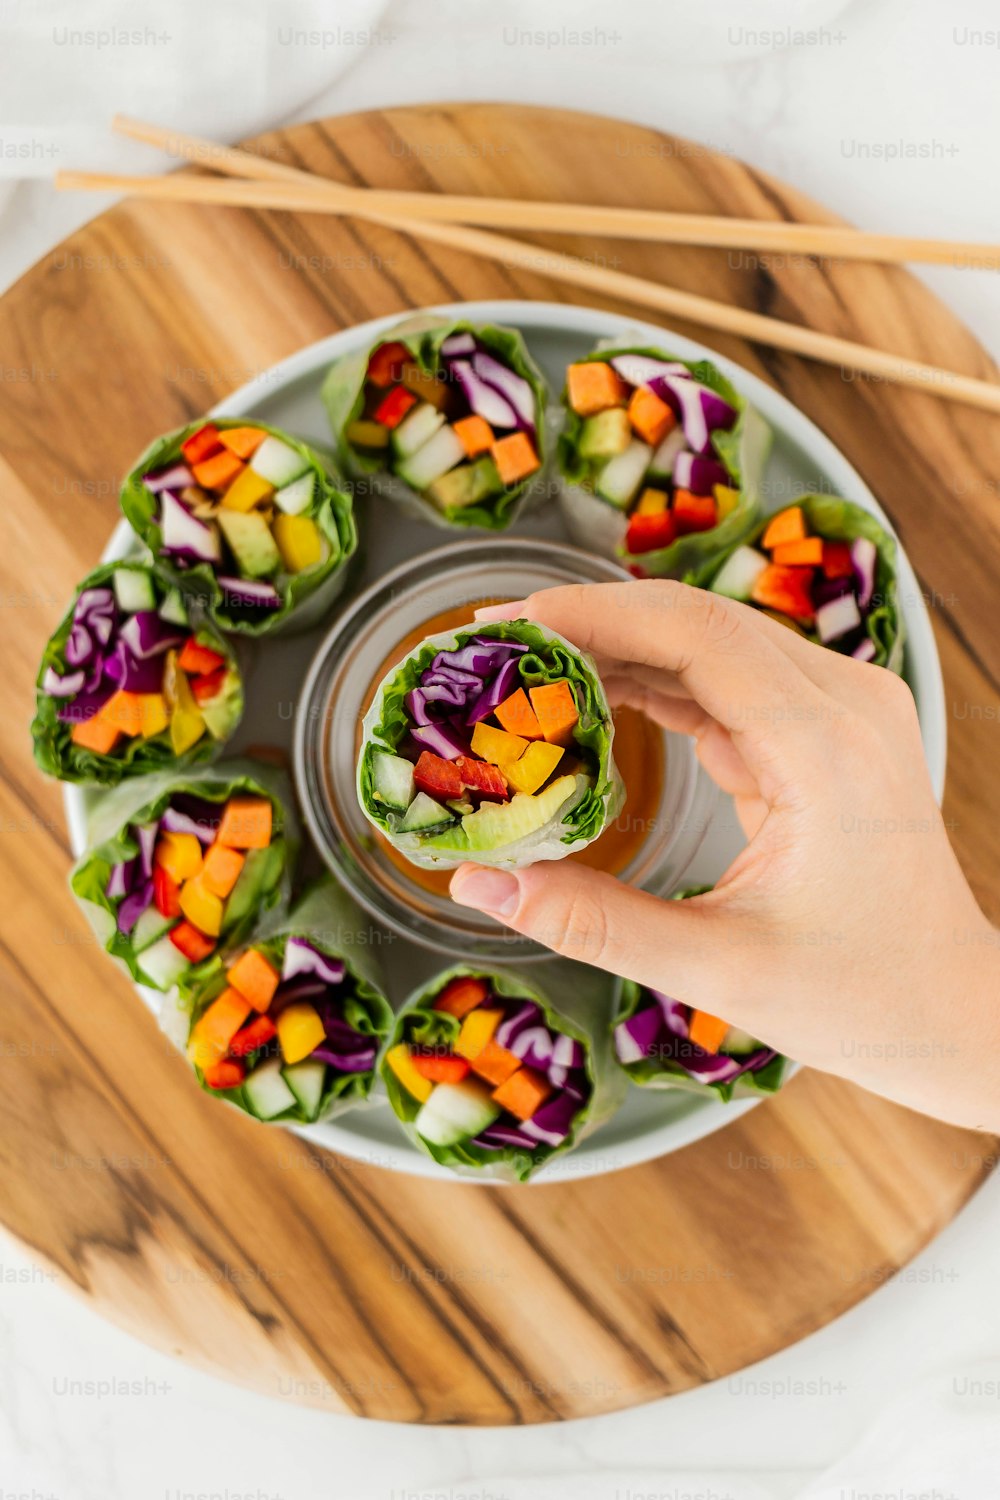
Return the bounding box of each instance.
[366,341,410,388]
[177,638,227,676]
[203,1058,246,1090]
[625,511,676,554]
[822,541,854,579]
[672,489,719,536]
[411,1053,471,1083]
[169,920,216,963]
[190,667,228,704]
[228,1014,278,1058]
[180,424,223,465]
[456,756,510,802]
[153,864,181,919]
[373,385,418,430]
[750,564,816,623]
[413,751,465,801]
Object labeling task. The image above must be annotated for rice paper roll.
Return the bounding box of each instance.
[33,560,243,786]
[557,338,770,581]
[69,759,297,993]
[176,877,392,1124]
[382,962,628,1182]
[322,313,548,530]
[357,618,624,869]
[119,417,357,636]
[704,493,905,672]
[612,889,789,1100]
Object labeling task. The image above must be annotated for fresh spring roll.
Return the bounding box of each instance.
[558,340,770,581]
[32,560,243,785]
[357,619,624,869]
[69,759,297,993]
[382,963,628,1181]
[707,494,904,671]
[119,418,357,635]
[612,889,788,1101]
[177,878,392,1123]
[322,314,547,529]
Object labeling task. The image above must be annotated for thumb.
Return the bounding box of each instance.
[449,862,745,1007]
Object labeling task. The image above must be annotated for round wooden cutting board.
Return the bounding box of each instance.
[2,104,998,1424]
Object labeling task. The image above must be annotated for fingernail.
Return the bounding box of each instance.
[474,599,525,621]
[451,868,520,917]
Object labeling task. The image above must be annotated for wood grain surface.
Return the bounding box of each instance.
[0,104,997,1423]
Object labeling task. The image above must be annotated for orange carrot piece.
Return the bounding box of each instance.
[491,432,540,487]
[688,1009,730,1054]
[566,361,629,416]
[492,1066,552,1121]
[628,386,676,447]
[528,680,579,748]
[750,564,815,622]
[226,947,280,1012]
[192,449,245,492]
[215,796,272,849]
[99,690,146,737]
[762,506,808,550]
[453,414,494,459]
[70,714,121,755]
[494,687,544,741]
[217,426,267,460]
[433,977,490,1018]
[188,987,252,1067]
[200,843,246,899]
[772,537,824,567]
[470,1039,522,1087]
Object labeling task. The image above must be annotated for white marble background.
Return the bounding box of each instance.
[3,0,1000,1495]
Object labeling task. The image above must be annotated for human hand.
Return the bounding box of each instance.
[450,582,999,1130]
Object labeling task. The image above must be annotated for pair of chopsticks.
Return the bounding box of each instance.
[55,115,1000,415]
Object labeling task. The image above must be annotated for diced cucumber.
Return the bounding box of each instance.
[395,425,465,491]
[724,1027,761,1056]
[132,906,176,953]
[648,427,686,481]
[710,545,768,601]
[273,471,315,517]
[415,1080,500,1148]
[391,402,445,459]
[397,792,455,834]
[158,586,190,626]
[596,440,652,510]
[372,750,415,813]
[113,567,157,614]
[282,1061,327,1120]
[217,509,281,580]
[249,435,309,488]
[137,933,190,990]
[243,1057,296,1120]
[579,407,631,461]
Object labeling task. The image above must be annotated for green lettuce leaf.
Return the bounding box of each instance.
[119,419,357,637]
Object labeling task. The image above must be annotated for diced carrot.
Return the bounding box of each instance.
[177,638,226,676]
[200,843,245,899]
[762,506,807,550]
[672,490,719,536]
[528,680,579,748]
[226,947,280,1012]
[628,386,676,447]
[190,667,228,705]
[217,426,266,459]
[215,796,272,849]
[70,714,121,756]
[688,1009,730,1055]
[470,1039,521,1087]
[433,976,490,1018]
[491,432,540,487]
[411,1053,470,1083]
[626,511,675,554]
[203,1059,246,1090]
[750,564,816,622]
[492,1066,552,1121]
[228,1014,277,1058]
[192,449,245,492]
[494,687,544,741]
[169,921,216,964]
[453,414,494,459]
[822,541,854,579]
[367,340,410,388]
[181,424,222,465]
[772,537,824,567]
[188,987,252,1069]
[566,361,629,416]
[100,690,146,737]
[373,385,417,429]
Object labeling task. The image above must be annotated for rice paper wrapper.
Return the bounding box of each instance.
[357,619,624,870]
[557,335,771,582]
[119,418,358,637]
[321,313,549,531]
[708,493,905,673]
[32,559,244,786]
[382,961,628,1182]
[176,877,393,1125]
[69,758,298,990]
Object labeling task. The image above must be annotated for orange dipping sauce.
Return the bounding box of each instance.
[358,602,664,898]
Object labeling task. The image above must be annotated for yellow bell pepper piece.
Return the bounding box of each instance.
[164,648,206,755]
[137,692,169,739]
[455,1007,502,1062]
[385,1043,433,1103]
[155,830,203,884]
[179,873,223,937]
[221,466,275,512]
[505,741,564,796]
[713,483,740,519]
[275,1002,326,1065]
[272,513,324,573]
[636,487,669,516]
[470,721,527,771]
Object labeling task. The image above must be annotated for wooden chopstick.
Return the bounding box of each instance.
[107,115,998,270]
[54,127,1000,415]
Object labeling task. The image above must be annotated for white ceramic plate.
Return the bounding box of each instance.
[63,300,945,1183]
